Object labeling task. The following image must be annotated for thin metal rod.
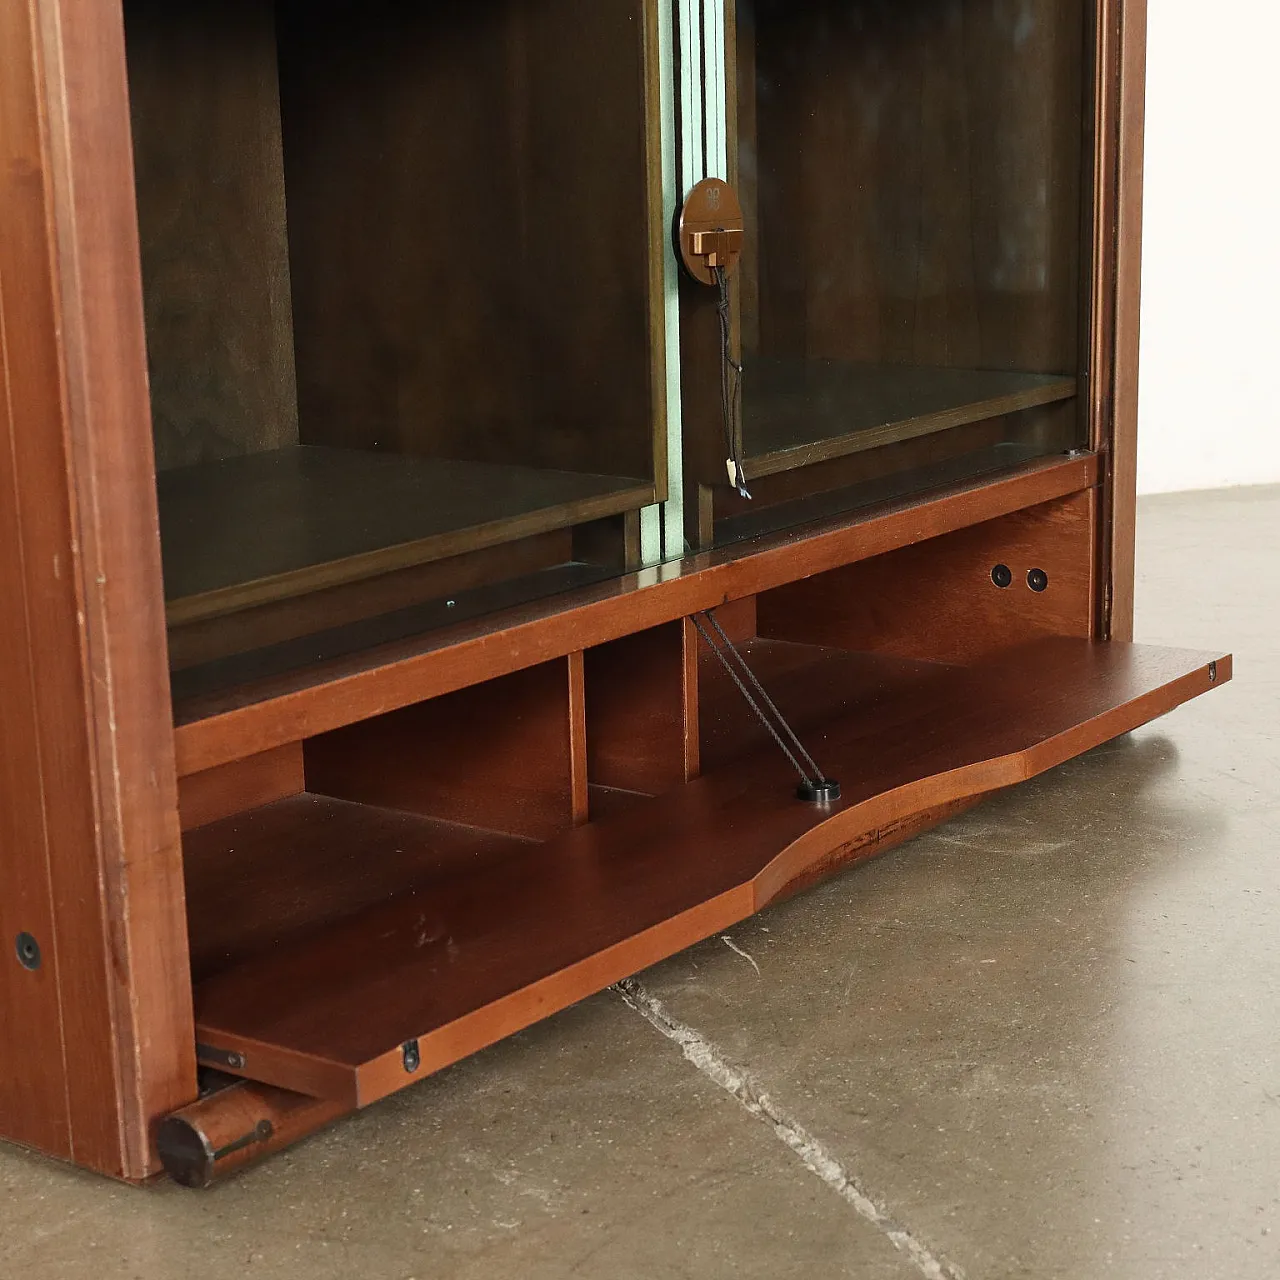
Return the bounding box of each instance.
[702,611,828,782]
[693,611,842,797]
[692,615,815,787]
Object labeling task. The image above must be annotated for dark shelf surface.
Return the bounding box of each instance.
[744,359,1077,476]
[158,445,651,624]
[184,797,535,986]
[188,638,1227,1106]
[698,637,950,774]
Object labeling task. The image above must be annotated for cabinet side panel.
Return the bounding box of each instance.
[1107,0,1146,640]
[32,0,198,1178]
[0,0,89,1168]
[1088,0,1145,641]
[0,225,73,1160]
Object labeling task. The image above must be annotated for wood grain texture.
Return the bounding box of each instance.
[172,453,1101,775]
[183,796,531,984]
[189,639,1229,1106]
[0,0,1154,1187]
[279,0,658,482]
[716,413,1018,524]
[125,0,299,471]
[179,744,305,832]
[8,0,198,1179]
[167,528,574,672]
[159,446,650,623]
[304,659,579,841]
[0,58,74,1155]
[758,489,1099,665]
[568,651,589,825]
[745,0,1085,374]
[584,622,698,796]
[743,361,1078,476]
[689,0,1091,508]
[1103,0,1147,641]
[699,640,949,775]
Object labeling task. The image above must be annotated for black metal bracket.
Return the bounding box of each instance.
[196,1042,246,1071]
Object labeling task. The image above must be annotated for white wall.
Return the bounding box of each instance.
[1137,1,1280,494]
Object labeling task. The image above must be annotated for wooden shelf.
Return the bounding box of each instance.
[697,638,953,775]
[158,445,652,625]
[743,360,1077,478]
[183,797,535,985]
[188,638,1227,1106]
[171,453,1103,776]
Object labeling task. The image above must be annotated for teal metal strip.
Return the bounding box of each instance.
[703,0,728,180]
[680,0,703,192]
[661,0,687,559]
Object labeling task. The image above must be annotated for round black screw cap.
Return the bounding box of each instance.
[15,932,41,971]
[991,564,1013,589]
[1027,568,1049,593]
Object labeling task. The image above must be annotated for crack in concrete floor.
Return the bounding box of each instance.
[616,977,967,1280]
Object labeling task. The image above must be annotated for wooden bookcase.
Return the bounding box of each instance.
[0,0,1225,1187]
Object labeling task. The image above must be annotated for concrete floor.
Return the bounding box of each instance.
[3,486,1275,1279]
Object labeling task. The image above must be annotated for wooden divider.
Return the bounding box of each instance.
[584,621,700,798]
[178,744,306,832]
[304,657,581,841]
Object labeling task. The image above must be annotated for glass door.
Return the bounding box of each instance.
[677,0,1092,549]
[124,0,668,694]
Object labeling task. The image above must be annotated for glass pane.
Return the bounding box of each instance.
[691,0,1090,549]
[123,0,661,696]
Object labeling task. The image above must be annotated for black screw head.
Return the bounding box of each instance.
[991,564,1013,589]
[15,933,41,971]
[1027,568,1049,593]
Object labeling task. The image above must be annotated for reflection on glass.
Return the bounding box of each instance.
[700,0,1089,548]
[123,0,660,693]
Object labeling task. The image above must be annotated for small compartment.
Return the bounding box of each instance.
[687,0,1090,546]
[178,491,1226,1109]
[584,620,700,809]
[183,654,587,984]
[185,636,1227,1105]
[124,0,663,678]
[304,657,589,839]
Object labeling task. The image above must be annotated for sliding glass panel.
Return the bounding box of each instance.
[124,0,666,697]
[683,0,1091,549]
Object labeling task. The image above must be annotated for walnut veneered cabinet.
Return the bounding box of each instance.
[0,0,1227,1187]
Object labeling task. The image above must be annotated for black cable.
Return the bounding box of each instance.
[714,265,750,500]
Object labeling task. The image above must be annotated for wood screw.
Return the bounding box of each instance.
[15,933,41,971]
